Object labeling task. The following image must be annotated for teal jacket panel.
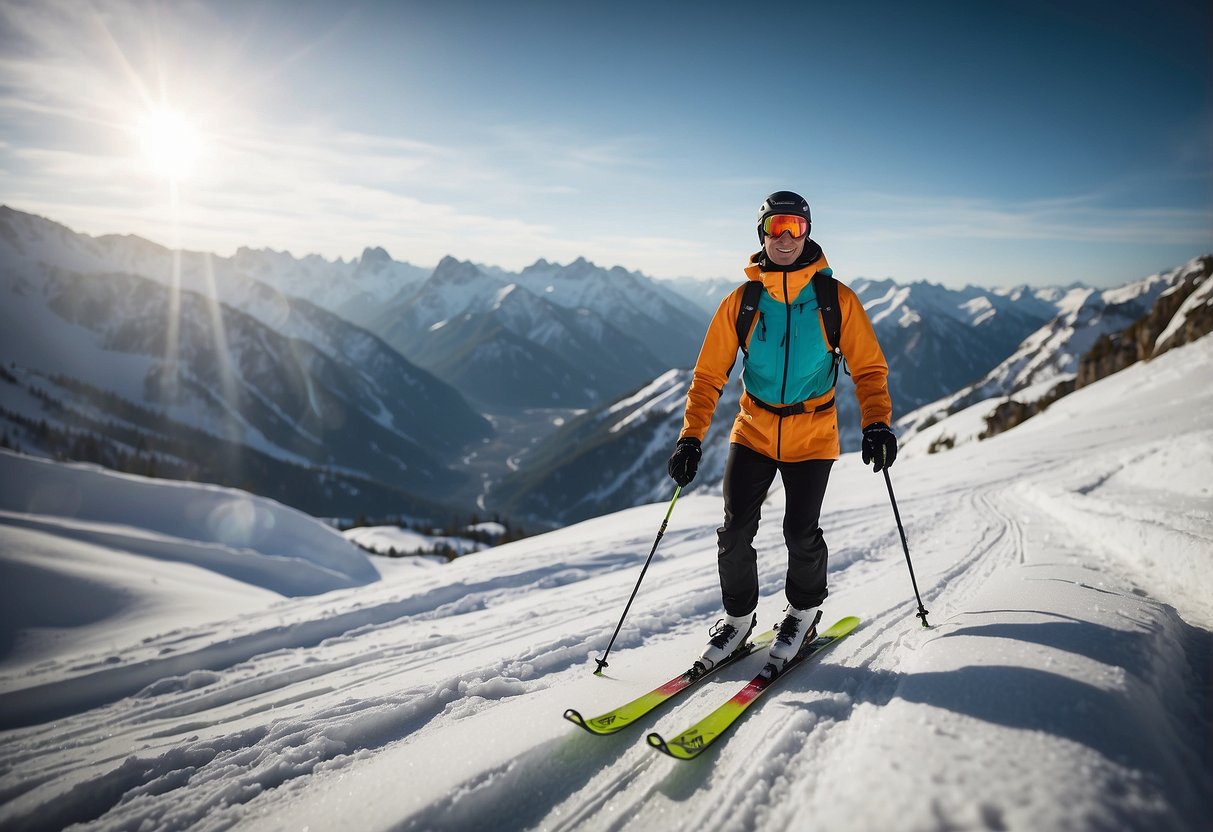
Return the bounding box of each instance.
[741,279,837,405]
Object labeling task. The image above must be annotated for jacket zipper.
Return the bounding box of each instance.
[777,270,792,460]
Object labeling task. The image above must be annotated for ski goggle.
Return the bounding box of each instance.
[761,214,808,239]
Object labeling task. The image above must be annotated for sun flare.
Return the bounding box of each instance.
[137,108,202,180]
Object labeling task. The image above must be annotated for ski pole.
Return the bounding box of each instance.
[882,468,930,627]
[594,486,682,675]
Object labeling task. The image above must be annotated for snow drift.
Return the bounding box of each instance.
[0,451,377,595]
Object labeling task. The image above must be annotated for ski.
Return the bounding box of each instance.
[646,615,860,760]
[564,628,776,736]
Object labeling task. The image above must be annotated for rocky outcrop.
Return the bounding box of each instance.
[982,255,1211,441]
[1076,255,1212,388]
[979,379,1077,439]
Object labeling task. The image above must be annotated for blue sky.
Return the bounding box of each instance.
[1,0,1209,288]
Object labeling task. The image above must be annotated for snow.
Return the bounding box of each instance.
[895,261,1194,445]
[492,282,519,310]
[0,451,379,596]
[468,521,508,538]
[897,304,922,327]
[866,286,911,326]
[1,336,1212,830]
[342,525,489,557]
[1156,270,1212,351]
[605,368,684,416]
[899,375,1068,458]
[608,382,686,434]
[961,295,996,326]
[0,522,277,677]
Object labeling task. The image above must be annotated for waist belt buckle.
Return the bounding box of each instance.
[751,394,833,417]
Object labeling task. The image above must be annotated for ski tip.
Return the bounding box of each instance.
[822,615,861,637]
[564,709,625,736]
[648,732,704,761]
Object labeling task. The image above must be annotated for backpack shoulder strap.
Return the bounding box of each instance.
[813,269,848,387]
[812,269,841,352]
[735,280,764,358]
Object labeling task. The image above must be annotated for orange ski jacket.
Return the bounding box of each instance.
[680,251,892,461]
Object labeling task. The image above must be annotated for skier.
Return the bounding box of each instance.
[667,190,896,674]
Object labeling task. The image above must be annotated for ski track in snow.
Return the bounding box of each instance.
[0,479,1199,831]
[2,339,1213,831]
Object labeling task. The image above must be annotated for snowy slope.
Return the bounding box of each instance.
[1154,259,1213,355]
[2,328,1211,829]
[0,450,377,594]
[342,524,491,558]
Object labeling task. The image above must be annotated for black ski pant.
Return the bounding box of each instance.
[717,442,833,617]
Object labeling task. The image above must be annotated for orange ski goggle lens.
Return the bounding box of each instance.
[762,214,808,238]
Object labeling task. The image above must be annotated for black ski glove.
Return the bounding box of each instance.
[861,422,898,472]
[667,437,702,486]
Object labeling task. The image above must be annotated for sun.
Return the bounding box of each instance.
[136,108,203,180]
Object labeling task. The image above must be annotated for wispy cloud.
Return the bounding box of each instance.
[0,0,670,268]
[831,192,1213,246]
[1,0,698,263]
[1,0,1207,288]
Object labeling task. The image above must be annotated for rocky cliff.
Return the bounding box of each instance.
[1076,255,1212,388]
[981,255,1211,440]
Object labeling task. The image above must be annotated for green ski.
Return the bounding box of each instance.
[647,615,860,759]
[564,628,776,735]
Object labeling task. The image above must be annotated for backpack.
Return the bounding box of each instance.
[733,270,845,404]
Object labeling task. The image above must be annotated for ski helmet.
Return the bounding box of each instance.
[757,191,811,242]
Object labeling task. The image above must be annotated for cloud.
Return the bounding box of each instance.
[0,0,685,268]
[829,192,1213,246]
[0,1,746,292]
[2,0,1206,290]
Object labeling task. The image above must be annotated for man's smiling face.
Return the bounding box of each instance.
[763,228,806,267]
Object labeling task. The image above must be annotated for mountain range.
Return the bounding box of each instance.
[899,254,1213,455]
[0,207,488,518]
[363,255,706,409]
[2,204,1205,528]
[0,207,719,519]
[490,259,1206,525]
[897,260,1197,442]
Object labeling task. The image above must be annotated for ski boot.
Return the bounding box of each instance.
[768,605,822,673]
[691,612,756,678]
